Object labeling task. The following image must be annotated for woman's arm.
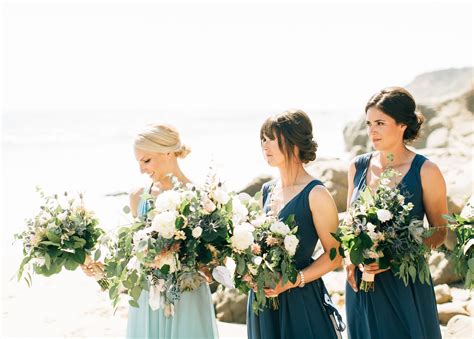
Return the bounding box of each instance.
[129,187,144,218]
[420,160,448,248]
[301,185,342,283]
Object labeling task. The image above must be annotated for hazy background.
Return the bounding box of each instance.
[1,0,472,337]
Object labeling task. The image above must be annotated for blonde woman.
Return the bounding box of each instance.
[83,123,218,339]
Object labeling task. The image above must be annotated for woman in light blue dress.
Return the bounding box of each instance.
[85,123,219,339]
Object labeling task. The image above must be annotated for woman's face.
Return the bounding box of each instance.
[134,147,172,182]
[366,107,407,151]
[261,133,286,167]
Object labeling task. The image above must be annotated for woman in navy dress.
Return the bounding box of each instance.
[247,109,345,339]
[345,87,447,339]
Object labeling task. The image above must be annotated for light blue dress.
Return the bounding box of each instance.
[127,188,219,339]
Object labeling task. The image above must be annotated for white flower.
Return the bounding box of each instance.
[366,222,376,234]
[343,213,353,225]
[270,221,291,236]
[57,211,68,221]
[212,266,235,289]
[237,192,252,204]
[406,202,414,211]
[126,257,141,271]
[397,194,405,204]
[250,215,266,228]
[202,196,216,213]
[151,211,177,239]
[252,256,263,266]
[232,197,249,222]
[230,223,254,251]
[376,209,393,222]
[381,178,391,186]
[192,226,203,238]
[284,234,299,256]
[148,280,165,311]
[133,229,149,245]
[154,252,179,273]
[155,190,182,212]
[213,188,230,205]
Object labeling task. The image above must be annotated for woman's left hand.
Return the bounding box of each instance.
[264,279,298,297]
[362,262,390,275]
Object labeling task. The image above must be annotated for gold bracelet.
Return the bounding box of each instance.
[298,270,305,288]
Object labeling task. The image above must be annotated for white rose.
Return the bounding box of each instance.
[232,197,249,222]
[57,211,68,221]
[155,190,182,212]
[250,215,266,228]
[151,211,177,239]
[270,221,290,236]
[202,196,217,213]
[284,234,299,256]
[366,222,376,234]
[230,227,254,251]
[376,209,393,222]
[192,226,203,238]
[213,188,230,205]
[235,222,255,233]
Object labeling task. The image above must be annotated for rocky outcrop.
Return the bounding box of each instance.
[212,287,247,324]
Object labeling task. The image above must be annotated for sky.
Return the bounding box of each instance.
[2,0,473,114]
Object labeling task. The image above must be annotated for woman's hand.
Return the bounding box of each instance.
[198,266,213,284]
[80,256,104,278]
[362,262,389,275]
[264,277,299,297]
[346,263,358,292]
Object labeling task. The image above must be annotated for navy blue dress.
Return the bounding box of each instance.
[345,153,442,339]
[247,179,345,339]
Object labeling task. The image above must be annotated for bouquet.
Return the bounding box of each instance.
[332,167,432,291]
[15,188,107,289]
[231,207,299,314]
[104,172,235,316]
[444,202,474,289]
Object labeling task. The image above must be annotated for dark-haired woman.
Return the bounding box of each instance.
[247,109,345,339]
[345,87,447,339]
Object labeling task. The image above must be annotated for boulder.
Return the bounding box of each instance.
[306,158,348,213]
[444,315,473,338]
[434,284,452,304]
[429,252,462,285]
[437,302,470,325]
[239,175,273,197]
[212,287,247,324]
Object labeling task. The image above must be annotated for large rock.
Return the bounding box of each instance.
[239,175,273,197]
[405,67,473,105]
[437,302,470,325]
[306,158,348,213]
[434,284,452,304]
[429,252,462,285]
[212,287,247,324]
[444,315,474,339]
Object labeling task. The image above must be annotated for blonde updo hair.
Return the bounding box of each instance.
[134,123,191,159]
